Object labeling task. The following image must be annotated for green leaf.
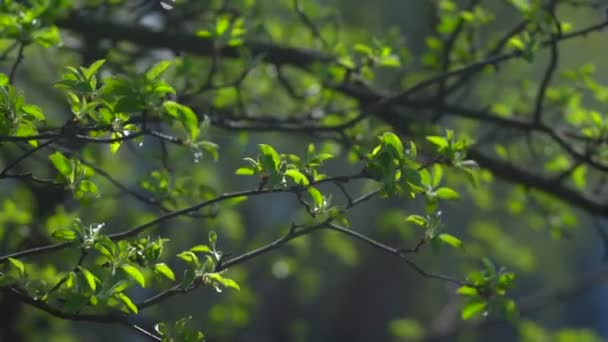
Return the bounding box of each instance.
[51,229,77,241]
[111,281,130,294]
[116,292,138,313]
[382,132,404,157]
[154,263,175,281]
[94,236,116,259]
[163,101,200,140]
[457,286,478,296]
[21,104,45,120]
[380,55,401,68]
[207,273,240,291]
[571,165,587,189]
[195,141,219,161]
[426,136,449,150]
[284,169,310,185]
[235,167,255,175]
[436,187,460,200]
[439,233,462,248]
[177,251,200,265]
[32,26,61,48]
[84,60,106,79]
[431,164,443,187]
[78,266,98,291]
[121,264,146,288]
[78,180,98,194]
[14,123,39,147]
[354,43,373,56]
[146,61,172,80]
[8,258,25,276]
[209,230,217,249]
[405,215,427,227]
[190,245,212,253]
[49,152,72,178]
[110,136,121,154]
[461,300,487,320]
[259,144,281,170]
[307,187,324,208]
[0,73,8,86]
[216,17,231,35]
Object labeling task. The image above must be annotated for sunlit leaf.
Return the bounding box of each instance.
[235,167,255,175]
[8,258,25,276]
[461,300,487,320]
[154,263,175,281]
[284,169,309,185]
[457,286,478,296]
[190,245,212,253]
[116,292,138,313]
[163,101,200,140]
[146,61,172,80]
[78,266,98,291]
[438,233,462,248]
[49,152,72,178]
[121,264,146,288]
[51,229,77,241]
[308,187,324,208]
[436,187,460,200]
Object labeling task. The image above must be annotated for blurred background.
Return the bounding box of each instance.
[1,0,607,341]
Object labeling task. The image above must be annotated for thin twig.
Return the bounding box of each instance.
[8,43,26,84]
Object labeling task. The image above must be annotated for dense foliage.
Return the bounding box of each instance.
[0,0,607,341]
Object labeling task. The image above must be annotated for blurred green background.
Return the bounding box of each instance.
[1,0,608,341]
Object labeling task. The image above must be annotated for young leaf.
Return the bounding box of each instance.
[432,164,443,187]
[177,251,200,265]
[457,286,478,296]
[438,233,462,248]
[49,152,72,178]
[116,292,138,314]
[207,273,240,291]
[154,263,175,281]
[121,264,146,288]
[190,245,212,253]
[235,167,255,175]
[426,136,449,150]
[436,187,460,200]
[405,215,427,227]
[78,180,98,194]
[209,230,218,249]
[21,104,45,120]
[571,165,587,189]
[163,101,200,140]
[258,144,281,170]
[284,169,309,185]
[78,266,98,291]
[8,258,25,276]
[382,132,404,157]
[307,187,324,208]
[146,61,172,80]
[51,229,78,241]
[32,26,61,47]
[84,60,106,79]
[461,301,487,320]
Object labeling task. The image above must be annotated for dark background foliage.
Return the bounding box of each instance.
[0,0,607,341]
